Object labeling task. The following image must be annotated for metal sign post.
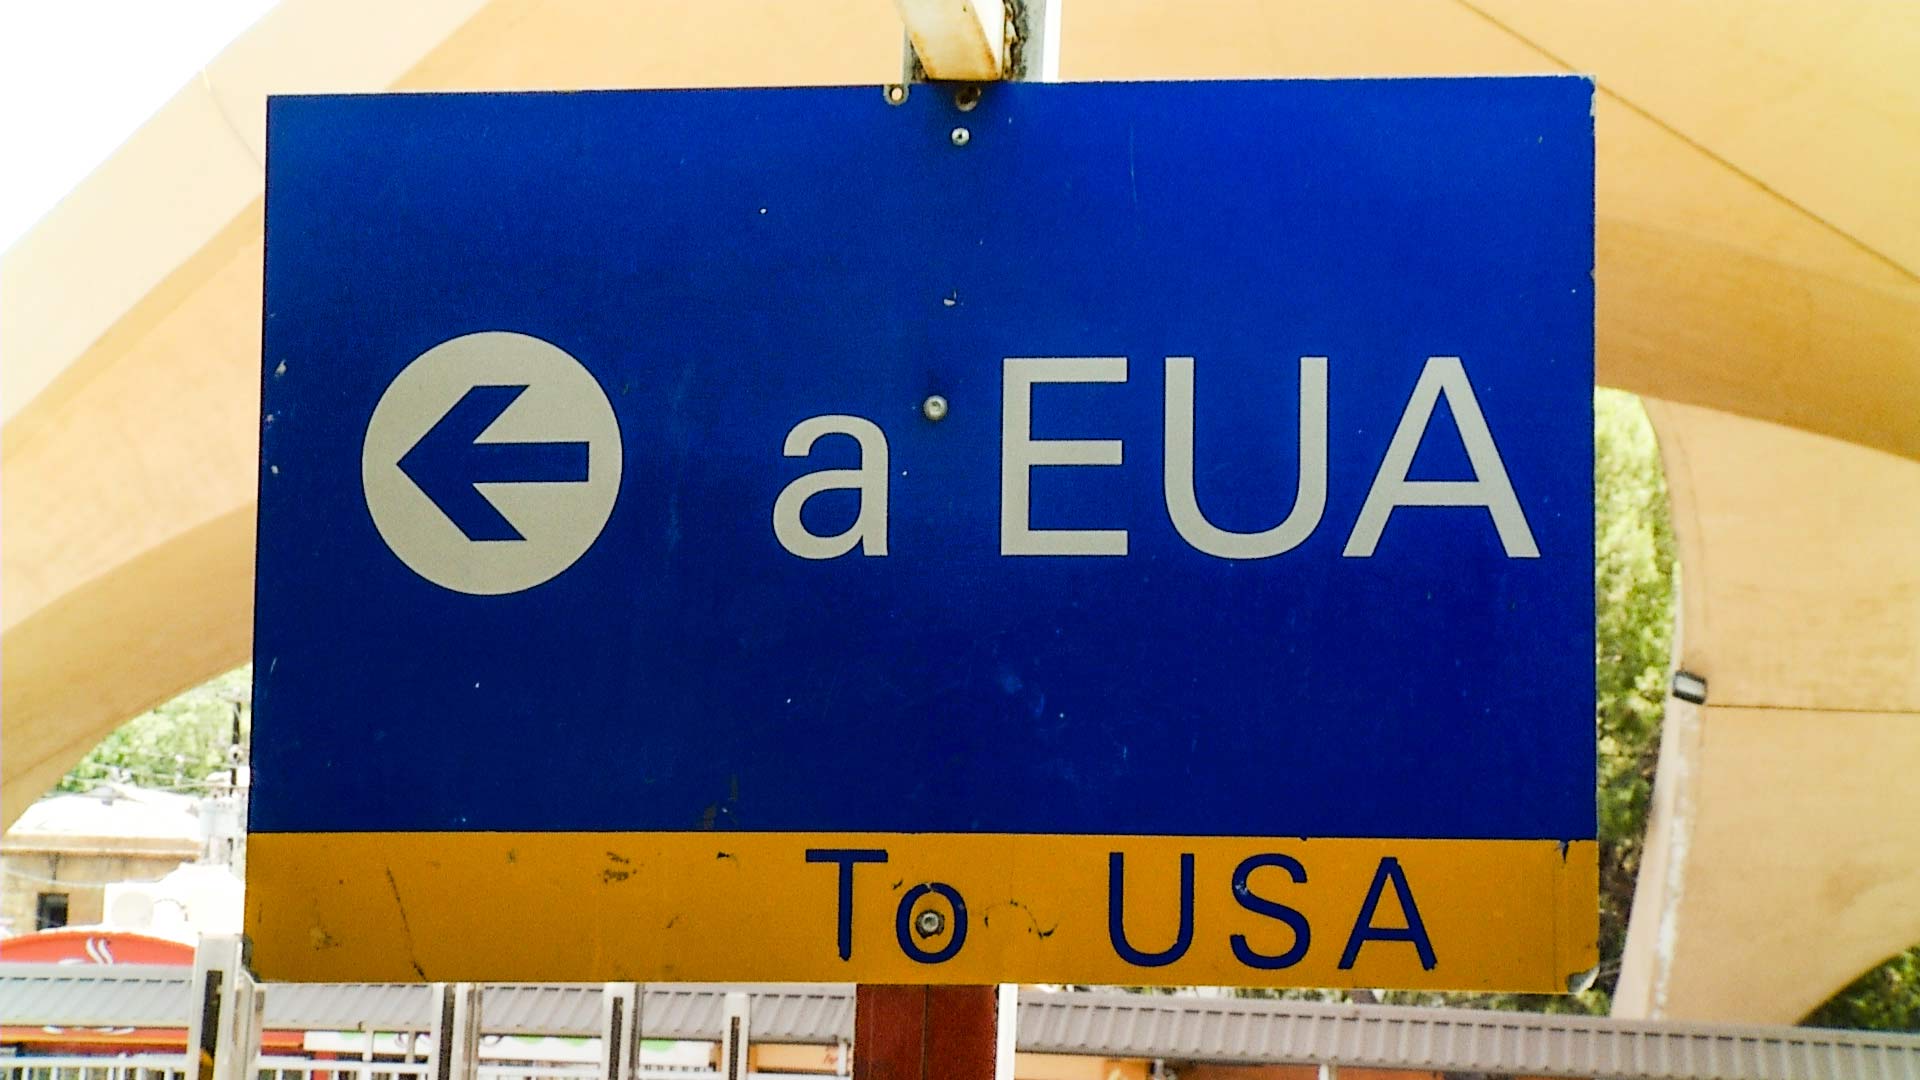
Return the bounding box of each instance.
[429,984,483,1080]
[600,983,643,1080]
[720,992,753,1080]
[856,985,1003,1080]
[184,936,263,1080]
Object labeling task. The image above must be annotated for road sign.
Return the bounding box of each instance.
[249,78,1596,989]
[361,331,622,593]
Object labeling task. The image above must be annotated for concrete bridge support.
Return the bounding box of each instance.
[1616,400,1920,1022]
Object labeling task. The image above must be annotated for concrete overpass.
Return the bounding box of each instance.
[4,0,1916,1025]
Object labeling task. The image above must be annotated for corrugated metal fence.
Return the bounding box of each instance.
[5,965,1920,1080]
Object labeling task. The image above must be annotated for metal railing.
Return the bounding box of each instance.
[2,1057,664,1080]
[1,1055,188,1080]
[251,1063,794,1080]
[253,1057,430,1080]
[13,960,1920,1080]
[251,1058,759,1080]
[3,1046,791,1080]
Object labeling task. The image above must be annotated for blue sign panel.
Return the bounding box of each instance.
[250,78,1595,988]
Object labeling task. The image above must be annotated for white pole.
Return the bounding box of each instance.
[431,984,483,1080]
[720,992,751,1080]
[993,984,1019,1080]
[600,983,643,1080]
[1031,0,1062,82]
[216,973,264,1080]
[185,936,261,1080]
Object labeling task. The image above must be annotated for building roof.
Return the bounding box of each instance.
[4,965,1918,1080]
[3,785,203,853]
[1018,991,1920,1080]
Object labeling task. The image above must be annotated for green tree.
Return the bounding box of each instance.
[1589,386,1678,1008]
[58,665,251,794]
[1806,946,1920,1030]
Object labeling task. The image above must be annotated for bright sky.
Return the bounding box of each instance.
[0,0,278,251]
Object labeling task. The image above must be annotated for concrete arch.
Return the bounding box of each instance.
[3,0,903,824]
[1615,400,1920,1023]
[1799,941,1920,1027]
[5,0,1918,1024]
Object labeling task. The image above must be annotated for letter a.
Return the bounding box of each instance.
[1344,357,1539,558]
[773,415,890,558]
[1338,857,1437,971]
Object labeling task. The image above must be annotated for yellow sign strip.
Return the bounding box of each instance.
[248,832,1595,989]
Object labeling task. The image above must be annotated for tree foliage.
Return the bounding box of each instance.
[58,666,251,794]
[1589,386,1678,1008]
[1807,946,1920,1030]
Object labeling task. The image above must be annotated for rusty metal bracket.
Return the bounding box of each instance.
[893,0,1053,85]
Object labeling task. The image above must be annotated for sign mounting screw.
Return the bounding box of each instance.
[950,127,971,147]
[921,395,950,422]
[884,84,908,106]
[915,908,945,937]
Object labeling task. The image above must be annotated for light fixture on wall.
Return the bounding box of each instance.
[1671,670,1708,705]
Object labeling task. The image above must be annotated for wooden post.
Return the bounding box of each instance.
[854,986,1002,1080]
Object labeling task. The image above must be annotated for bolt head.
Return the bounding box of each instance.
[884,84,908,106]
[921,395,949,422]
[915,909,945,937]
[950,127,971,147]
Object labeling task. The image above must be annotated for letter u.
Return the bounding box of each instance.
[1164,356,1328,558]
[1107,851,1195,967]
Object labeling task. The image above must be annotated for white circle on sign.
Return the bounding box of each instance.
[362,331,622,595]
